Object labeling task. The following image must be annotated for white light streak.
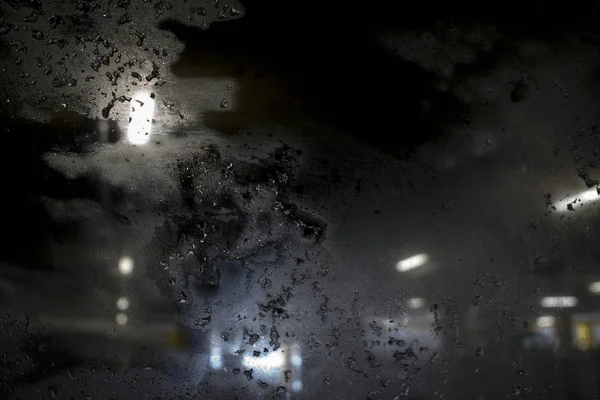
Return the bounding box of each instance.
[555,188,600,212]
[242,351,285,371]
[127,92,155,145]
[396,254,429,272]
[540,296,577,308]
[290,344,302,367]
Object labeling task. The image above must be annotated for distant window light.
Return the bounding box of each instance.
[541,296,577,308]
[536,316,555,328]
[396,254,429,272]
[589,281,600,294]
[407,297,425,309]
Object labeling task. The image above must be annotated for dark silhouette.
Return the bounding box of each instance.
[159,1,469,157]
[0,107,127,271]
[159,0,600,157]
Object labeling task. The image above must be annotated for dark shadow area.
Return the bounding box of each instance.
[3,327,186,389]
[0,106,127,271]
[159,3,468,157]
[159,1,600,157]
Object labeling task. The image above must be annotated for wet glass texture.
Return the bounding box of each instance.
[2,1,600,399]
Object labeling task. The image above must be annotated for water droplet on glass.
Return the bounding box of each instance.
[47,385,57,399]
[178,291,188,303]
[257,380,268,389]
[243,369,253,380]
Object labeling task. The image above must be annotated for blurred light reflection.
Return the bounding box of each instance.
[118,256,134,275]
[115,313,128,325]
[396,254,429,272]
[116,296,130,311]
[555,188,599,212]
[290,345,302,367]
[589,281,600,294]
[291,380,303,392]
[127,92,155,145]
[541,296,577,308]
[575,322,593,350]
[209,330,223,369]
[242,351,285,371]
[289,344,303,392]
[536,316,555,328]
[209,353,223,369]
[407,297,425,309]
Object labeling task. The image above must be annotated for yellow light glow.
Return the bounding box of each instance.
[575,323,592,350]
